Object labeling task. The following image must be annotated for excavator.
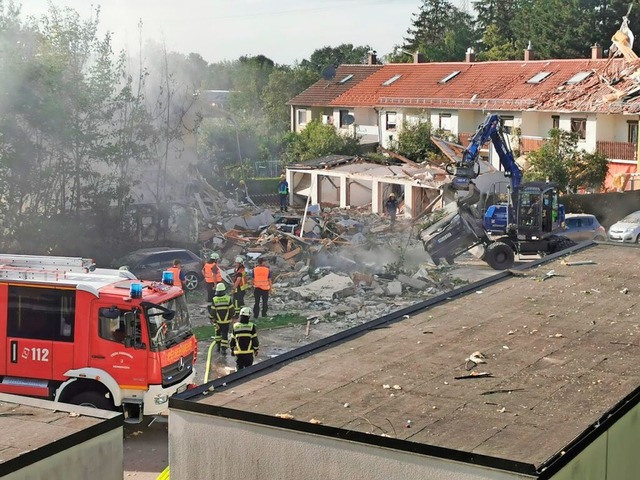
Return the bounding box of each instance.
[420,114,575,270]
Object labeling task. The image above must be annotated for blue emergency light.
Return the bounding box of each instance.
[130,282,143,299]
[162,271,174,286]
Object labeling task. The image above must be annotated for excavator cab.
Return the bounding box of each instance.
[516,183,563,239]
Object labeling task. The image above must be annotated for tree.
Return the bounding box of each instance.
[262,66,317,134]
[300,44,373,73]
[567,151,609,192]
[390,121,440,162]
[280,121,359,164]
[400,0,477,62]
[473,0,523,60]
[524,129,608,193]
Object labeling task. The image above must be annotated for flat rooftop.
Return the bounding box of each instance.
[0,394,121,474]
[192,243,640,471]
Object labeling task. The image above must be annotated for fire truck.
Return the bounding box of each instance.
[0,254,197,423]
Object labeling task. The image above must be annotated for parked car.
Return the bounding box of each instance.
[563,213,606,242]
[608,210,640,243]
[114,247,203,291]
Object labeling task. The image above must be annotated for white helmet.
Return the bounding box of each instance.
[239,307,252,317]
[210,252,219,260]
[235,256,244,264]
[215,283,226,292]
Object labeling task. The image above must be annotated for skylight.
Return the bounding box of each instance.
[439,71,461,84]
[382,74,402,86]
[526,72,552,84]
[566,71,592,85]
[339,74,354,84]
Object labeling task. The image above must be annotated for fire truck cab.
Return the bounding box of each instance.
[0,254,197,423]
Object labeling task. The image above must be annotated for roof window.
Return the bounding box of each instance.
[526,71,552,84]
[439,71,460,84]
[382,74,402,86]
[339,74,354,84]
[565,71,592,85]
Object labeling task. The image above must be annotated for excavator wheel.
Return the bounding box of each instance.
[547,235,577,254]
[483,241,515,270]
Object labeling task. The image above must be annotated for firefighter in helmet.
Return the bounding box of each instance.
[230,307,259,370]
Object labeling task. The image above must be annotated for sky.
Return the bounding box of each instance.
[18,0,466,65]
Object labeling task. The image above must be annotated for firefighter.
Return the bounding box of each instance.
[210,283,233,354]
[167,259,186,291]
[232,256,249,317]
[168,259,189,319]
[230,306,259,370]
[202,252,223,303]
[385,192,398,224]
[278,174,289,212]
[252,257,271,319]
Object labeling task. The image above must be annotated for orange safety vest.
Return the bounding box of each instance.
[253,265,271,290]
[234,266,249,291]
[203,262,223,284]
[167,266,182,288]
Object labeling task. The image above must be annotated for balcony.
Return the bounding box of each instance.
[596,141,637,161]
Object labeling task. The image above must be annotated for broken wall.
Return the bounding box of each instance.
[348,179,372,206]
[319,175,340,206]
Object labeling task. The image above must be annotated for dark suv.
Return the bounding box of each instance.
[114,248,203,291]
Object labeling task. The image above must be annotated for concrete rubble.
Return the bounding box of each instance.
[189,174,474,325]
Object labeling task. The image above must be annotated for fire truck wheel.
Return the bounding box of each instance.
[71,391,115,411]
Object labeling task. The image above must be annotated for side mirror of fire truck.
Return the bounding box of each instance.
[124,311,136,348]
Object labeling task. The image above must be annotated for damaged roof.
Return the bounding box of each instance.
[326,58,640,114]
[178,243,640,477]
[288,156,446,186]
[288,64,382,107]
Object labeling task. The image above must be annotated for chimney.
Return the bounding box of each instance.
[465,47,476,63]
[524,41,534,61]
[591,43,603,59]
[413,51,425,63]
[368,50,377,65]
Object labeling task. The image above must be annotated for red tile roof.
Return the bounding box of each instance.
[327,59,640,113]
[288,64,382,107]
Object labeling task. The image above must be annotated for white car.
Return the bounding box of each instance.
[608,210,640,243]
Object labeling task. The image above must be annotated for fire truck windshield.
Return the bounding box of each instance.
[144,295,192,350]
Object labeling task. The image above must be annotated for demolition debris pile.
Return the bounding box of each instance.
[192,181,466,322]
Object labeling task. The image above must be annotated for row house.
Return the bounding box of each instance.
[289,47,640,191]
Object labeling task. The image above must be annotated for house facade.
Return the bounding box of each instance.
[289,47,640,191]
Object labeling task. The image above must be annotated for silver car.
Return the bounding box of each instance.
[608,210,640,243]
[564,213,606,242]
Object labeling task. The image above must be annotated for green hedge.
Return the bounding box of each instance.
[247,178,280,195]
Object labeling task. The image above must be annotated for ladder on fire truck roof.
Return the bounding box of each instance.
[0,254,96,273]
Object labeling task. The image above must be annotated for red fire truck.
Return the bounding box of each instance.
[0,254,197,422]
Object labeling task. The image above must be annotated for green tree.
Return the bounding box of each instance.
[280,121,360,164]
[525,129,576,192]
[567,151,609,192]
[525,129,607,193]
[391,121,440,162]
[400,0,477,62]
[474,0,523,60]
[300,44,373,73]
[262,66,318,134]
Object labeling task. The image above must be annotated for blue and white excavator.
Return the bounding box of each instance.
[420,114,575,270]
